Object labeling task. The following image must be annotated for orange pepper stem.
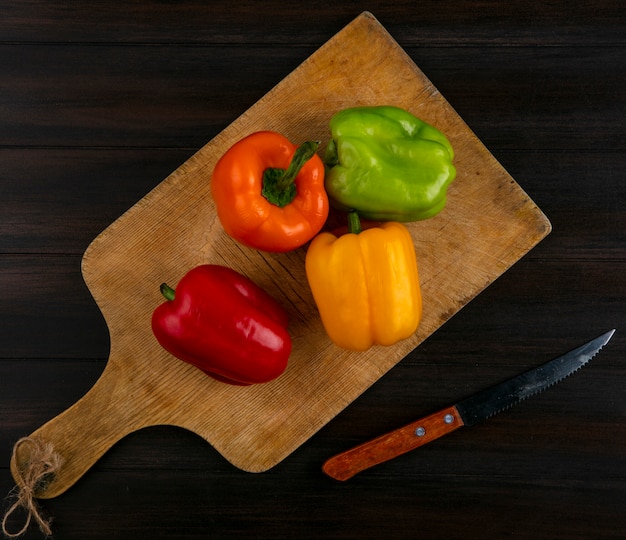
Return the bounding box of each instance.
[261,141,319,207]
[347,211,362,235]
[160,283,176,301]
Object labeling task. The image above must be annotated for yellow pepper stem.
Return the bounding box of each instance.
[347,211,362,234]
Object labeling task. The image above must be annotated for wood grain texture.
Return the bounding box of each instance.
[2,1,624,46]
[9,12,550,498]
[1,2,624,539]
[2,46,623,151]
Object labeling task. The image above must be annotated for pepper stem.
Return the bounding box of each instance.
[347,211,362,234]
[160,283,175,301]
[261,141,319,208]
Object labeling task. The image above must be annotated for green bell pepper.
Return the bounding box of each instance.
[324,105,456,222]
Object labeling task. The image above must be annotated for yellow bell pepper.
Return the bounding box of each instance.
[305,212,422,351]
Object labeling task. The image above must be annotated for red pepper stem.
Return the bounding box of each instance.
[160,283,176,301]
[261,141,319,208]
[347,211,362,235]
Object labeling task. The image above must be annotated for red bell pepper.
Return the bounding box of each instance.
[152,264,292,385]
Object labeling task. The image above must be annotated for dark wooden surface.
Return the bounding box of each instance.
[1,2,624,538]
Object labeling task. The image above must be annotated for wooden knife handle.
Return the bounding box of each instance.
[322,405,464,481]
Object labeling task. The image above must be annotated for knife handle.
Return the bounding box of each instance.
[322,405,464,481]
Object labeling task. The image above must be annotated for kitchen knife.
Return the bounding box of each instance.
[323,329,615,481]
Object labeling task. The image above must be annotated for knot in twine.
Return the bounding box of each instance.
[2,437,63,538]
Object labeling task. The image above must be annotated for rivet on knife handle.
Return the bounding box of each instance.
[323,405,464,481]
[323,329,615,482]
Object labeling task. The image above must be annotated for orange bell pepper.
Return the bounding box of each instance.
[305,212,422,351]
[211,131,329,252]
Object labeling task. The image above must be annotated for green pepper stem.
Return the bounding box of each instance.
[261,141,319,207]
[160,283,175,301]
[324,138,339,168]
[347,211,362,234]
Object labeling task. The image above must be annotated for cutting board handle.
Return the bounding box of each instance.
[9,356,152,499]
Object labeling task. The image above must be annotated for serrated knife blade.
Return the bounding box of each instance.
[323,329,615,481]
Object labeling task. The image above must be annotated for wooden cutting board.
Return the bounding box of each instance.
[12,12,550,498]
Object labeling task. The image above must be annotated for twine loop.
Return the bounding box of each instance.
[2,437,63,538]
